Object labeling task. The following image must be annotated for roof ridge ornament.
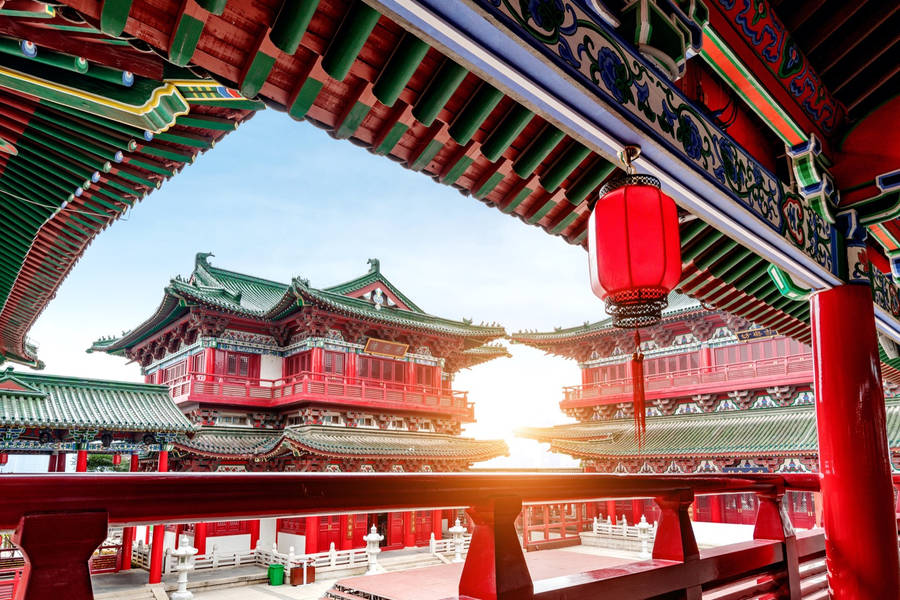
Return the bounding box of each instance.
[367,258,380,273]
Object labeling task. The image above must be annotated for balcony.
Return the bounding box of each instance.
[563,353,814,409]
[166,371,475,420]
[0,472,841,600]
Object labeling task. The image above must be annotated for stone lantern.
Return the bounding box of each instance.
[363,525,384,575]
[170,534,198,600]
[637,515,652,560]
[448,518,467,563]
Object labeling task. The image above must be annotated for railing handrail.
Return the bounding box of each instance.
[564,352,813,394]
[0,472,821,530]
[168,370,467,401]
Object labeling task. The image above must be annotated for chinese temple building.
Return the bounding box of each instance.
[0,369,193,471]
[90,253,509,554]
[513,293,900,529]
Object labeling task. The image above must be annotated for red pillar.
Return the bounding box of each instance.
[120,526,134,571]
[204,347,216,375]
[304,517,319,554]
[631,499,642,524]
[75,449,88,473]
[709,495,723,524]
[339,515,352,550]
[311,347,324,379]
[148,525,165,584]
[606,500,617,521]
[403,511,416,547]
[432,509,443,540]
[46,453,57,473]
[149,447,169,584]
[249,520,260,550]
[194,523,207,556]
[811,285,900,598]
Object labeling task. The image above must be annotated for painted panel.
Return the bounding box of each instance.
[472,0,838,275]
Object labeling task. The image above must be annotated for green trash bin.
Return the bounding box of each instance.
[268,563,285,586]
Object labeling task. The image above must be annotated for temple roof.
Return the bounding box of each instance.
[91,254,506,355]
[175,425,509,463]
[0,369,193,433]
[509,292,704,346]
[516,401,900,458]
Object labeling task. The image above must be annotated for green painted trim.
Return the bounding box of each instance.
[448,83,503,145]
[512,125,565,178]
[373,33,429,107]
[240,51,277,98]
[375,122,407,155]
[196,0,228,14]
[100,0,133,36]
[442,155,474,185]
[474,171,506,200]
[321,2,380,81]
[411,59,467,127]
[480,104,533,162]
[540,142,590,192]
[565,159,615,205]
[550,210,579,234]
[175,114,238,131]
[169,13,205,67]
[766,264,812,301]
[270,0,321,55]
[288,77,324,120]
[335,101,371,139]
[409,139,442,171]
[502,186,533,213]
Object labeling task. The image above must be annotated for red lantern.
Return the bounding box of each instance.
[588,174,681,327]
[112,453,122,466]
[588,156,682,447]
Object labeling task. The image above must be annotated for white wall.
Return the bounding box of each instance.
[207,533,251,554]
[260,354,281,381]
[0,454,51,473]
[277,532,305,555]
[259,518,277,549]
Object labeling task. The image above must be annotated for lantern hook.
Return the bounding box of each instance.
[618,145,642,175]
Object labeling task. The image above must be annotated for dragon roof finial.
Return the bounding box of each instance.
[195,252,214,269]
[367,258,380,273]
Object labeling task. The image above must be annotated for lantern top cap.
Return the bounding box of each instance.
[597,174,661,198]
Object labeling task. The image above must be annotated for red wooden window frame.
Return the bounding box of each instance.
[358,356,406,384]
[284,351,311,377]
[214,350,260,381]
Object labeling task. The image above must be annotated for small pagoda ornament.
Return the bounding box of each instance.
[587,146,682,447]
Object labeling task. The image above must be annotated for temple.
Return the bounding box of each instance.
[89,253,508,556]
[512,293,900,529]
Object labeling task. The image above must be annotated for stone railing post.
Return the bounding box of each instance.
[329,541,337,567]
[754,485,801,600]
[459,496,533,600]
[653,490,700,599]
[13,511,107,600]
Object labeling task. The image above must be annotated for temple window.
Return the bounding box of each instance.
[358,356,406,384]
[418,420,435,432]
[415,364,436,387]
[214,350,260,381]
[357,415,377,429]
[388,419,406,431]
[322,413,344,426]
[216,413,250,427]
[284,351,311,376]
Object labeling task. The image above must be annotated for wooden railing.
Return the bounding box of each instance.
[0,567,22,600]
[167,371,473,418]
[0,472,836,600]
[563,353,813,406]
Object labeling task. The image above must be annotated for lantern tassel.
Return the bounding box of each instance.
[632,330,646,451]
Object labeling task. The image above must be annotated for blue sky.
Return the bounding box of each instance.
[26,109,610,467]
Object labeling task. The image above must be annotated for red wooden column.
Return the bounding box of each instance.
[120,451,140,569]
[631,499,642,524]
[249,520,260,550]
[653,490,700,599]
[606,500,616,521]
[75,447,88,472]
[459,496,532,600]
[56,452,66,472]
[304,517,319,554]
[403,511,415,547]
[148,446,169,584]
[46,453,57,473]
[310,347,324,380]
[810,285,900,598]
[709,495,723,524]
[432,509,443,540]
[194,523,207,556]
[340,515,353,550]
